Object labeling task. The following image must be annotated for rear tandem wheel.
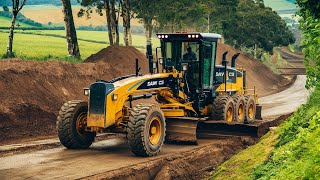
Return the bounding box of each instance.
[211,95,235,122]
[232,94,246,123]
[244,95,256,124]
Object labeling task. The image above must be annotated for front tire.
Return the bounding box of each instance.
[127,104,166,157]
[56,100,96,149]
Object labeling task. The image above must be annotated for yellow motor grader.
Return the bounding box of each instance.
[56,33,261,157]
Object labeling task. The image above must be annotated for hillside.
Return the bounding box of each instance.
[212,87,319,179]
[0,16,34,28]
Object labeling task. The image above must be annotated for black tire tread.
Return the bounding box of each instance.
[232,94,246,123]
[211,95,234,121]
[244,95,256,124]
[56,100,95,149]
[127,103,165,157]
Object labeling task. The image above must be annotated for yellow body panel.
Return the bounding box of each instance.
[86,65,259,130]
[86,72,194,129]
[216,82,238,92]
[162,109,185,117]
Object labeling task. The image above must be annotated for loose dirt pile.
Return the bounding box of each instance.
[0,46,148,144]
[217,44,292,96]
[0,44,291,144]
[84,45,149,74]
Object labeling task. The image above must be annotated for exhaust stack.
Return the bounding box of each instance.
[231,53,240,68]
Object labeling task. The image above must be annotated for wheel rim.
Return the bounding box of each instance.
[226,106,233,122]
[148,117,162,145]
[238,103,244,120]
[76,112,87,136]
[248,103,254,119]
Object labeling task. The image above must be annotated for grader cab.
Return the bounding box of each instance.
[56,32,261,157]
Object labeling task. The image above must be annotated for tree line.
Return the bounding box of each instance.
[296,0,320,89]
[4,0,295,60]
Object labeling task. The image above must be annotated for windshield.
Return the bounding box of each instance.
[162,40,217,90]
[164,41,199,71]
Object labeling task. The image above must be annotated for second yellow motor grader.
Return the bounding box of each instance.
[56,33,261,157]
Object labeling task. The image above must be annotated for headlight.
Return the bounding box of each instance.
[83,88,90,96]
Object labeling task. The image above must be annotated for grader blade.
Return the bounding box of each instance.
[165,117,202,144]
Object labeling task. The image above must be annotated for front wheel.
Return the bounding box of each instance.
[56,100,96,149]
[127,104,166,157]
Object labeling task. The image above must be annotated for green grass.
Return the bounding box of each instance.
[0,30,160,61]
[21,4,61,11]
[211,88,320,180]
[260,49,291,74]
[212,130,280,180]
[0,31,106,61]
[252,88,320,180]
[9,30,160,48]
[0,16,35,28]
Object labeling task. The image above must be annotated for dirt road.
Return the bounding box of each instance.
[260,75,308,117]
[0,75,309,179]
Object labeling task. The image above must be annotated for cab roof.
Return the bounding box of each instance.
[156,32,222,42]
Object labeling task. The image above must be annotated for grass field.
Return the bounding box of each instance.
[0,30,160,61]
[20,5,142,27]
[0,31,106,61]
[9,30,160,48]
[0,16,35,28]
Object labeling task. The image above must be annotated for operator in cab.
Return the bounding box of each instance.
[183,46,197,62]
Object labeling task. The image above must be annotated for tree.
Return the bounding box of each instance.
[110,0,119,45]
[202,0,294,54]
[78,0,121,45]
[132,0,158,43]
[121,0,132,46]
[3,6,9,12]
[61,0,80,59]
[154,0,207,33]
[296,0,320,88]
[6,0,27,57]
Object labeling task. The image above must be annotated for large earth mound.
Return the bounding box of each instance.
[84,45,149,74]
[0,45,291,144]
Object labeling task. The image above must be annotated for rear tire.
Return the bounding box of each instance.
[210,95,234,122]
[232,94,246,123]
[127,104,166,157]
[56,100,96,149]
[244,95,256,124]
